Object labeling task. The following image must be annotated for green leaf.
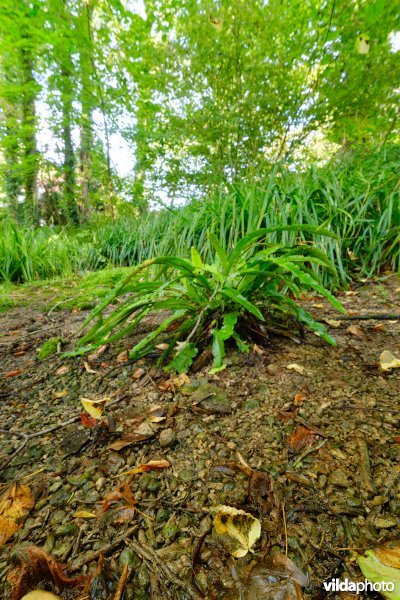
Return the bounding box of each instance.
[210,328,226,373]
[164,342,198,373]
[191,247,204,270]
[129,310,186,360]
[219,312,238,340]
[358,549,400,599]
[219,288,264,320]
[209,232,228,269]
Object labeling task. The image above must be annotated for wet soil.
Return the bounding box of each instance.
[1,275,400,599]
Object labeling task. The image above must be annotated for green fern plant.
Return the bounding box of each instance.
[75,226,345,373]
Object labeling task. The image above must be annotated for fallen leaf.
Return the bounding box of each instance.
[286,363,305,374]
[148,404,167,423]
[252,343,265,356]
[80,396,109,419]
[344,290,358,296]
[288,425,317,454]
[212,505,261,558]
[80,412,97,428]
[380,351,400,372]
[52,389,68,399]
[7,545,87,600]
[159,373,190,391]
[21,592,62,600]
[117,350,128,362]
[345,324,363,337]
[56,365,70,376]
[246,554,307,599]
[83,361,98,374]
[373,323,385,331]
[312,303,324,309]
[0,483,35,546]
[358,543,400,599]
[2,369,24,379]
[132,367,145,379]
[108,433,151,451]
[101,482,137,512]
[87,344,108,361]
[324,318,342,327]
[294,393,307,405]
[14,351,27,357]
[155,343,169,351]
[119,459,170,477]
[73,510,96,519]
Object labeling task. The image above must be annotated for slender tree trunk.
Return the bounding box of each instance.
[60,65,79,225]
[20,46,38,225]
[78,1,94,221]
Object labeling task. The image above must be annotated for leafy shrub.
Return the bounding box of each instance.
[77,226,345,373]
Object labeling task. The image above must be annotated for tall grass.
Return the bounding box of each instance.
[1,149,399,286]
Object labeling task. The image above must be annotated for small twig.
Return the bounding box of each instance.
[282,501,288,556]
[69,525,139,572]
[112,563,130,600]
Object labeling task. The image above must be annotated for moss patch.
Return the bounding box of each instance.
[38,337,62,360]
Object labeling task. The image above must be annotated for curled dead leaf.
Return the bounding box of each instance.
[132,367,145,379]
[0,483,35,546]
[117,350,129,363]
[345,324,363,337]
[159,373,190,391]
[246,553,307,599]
[55,365,70,376]
[83,361,97,374]
[119,459,170,477]
[288,425,317,454]
[7,545,87,600]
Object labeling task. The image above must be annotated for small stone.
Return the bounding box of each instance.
[266,364,279,375]
[159,428,176,447]
[49,480,63,493]
[227,441,236,450]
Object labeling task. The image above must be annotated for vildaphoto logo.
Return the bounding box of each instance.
[323,578,394,594]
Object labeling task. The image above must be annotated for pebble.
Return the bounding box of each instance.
[159,428,176,447]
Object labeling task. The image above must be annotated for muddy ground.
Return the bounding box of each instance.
[1,275,400,599]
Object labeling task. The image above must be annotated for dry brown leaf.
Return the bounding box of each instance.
[252,343,265,356]
[294,393,307,405]
[119,459,170,477]
[345,324,363,337]
[246,553,307,598]
[312,303,324,309]
[101,482,137,512]
[108,433,151,451]
[2,369,24,379]
[372,323,385,331]
[288,425,317,454]
[117,350,129,362]
[132,367,145,379]
[344,290,358,296]
[87,344,108,361]
[55,365,70,376]
[159,373,190,391]
[0,483,35,546]
[7,545,87,600]
[324,318,342,327]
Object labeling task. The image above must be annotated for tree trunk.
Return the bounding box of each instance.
[20,45,38,225]
[60,64,79,225]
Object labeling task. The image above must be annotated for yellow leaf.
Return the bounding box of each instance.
[324,319,342,327]
[286,363,305,374]
[209,15,223,31]
[119,459,170,477]
[356,33,370,54]
[380,351,400,372]
[83,361,98,373]
[73,510,96,519]
[346,324,363,337]
[52,389,68,399]
[80,396,109,419]
[21,592,62,600]
[212,505,261,558]
[0,483,35,546]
